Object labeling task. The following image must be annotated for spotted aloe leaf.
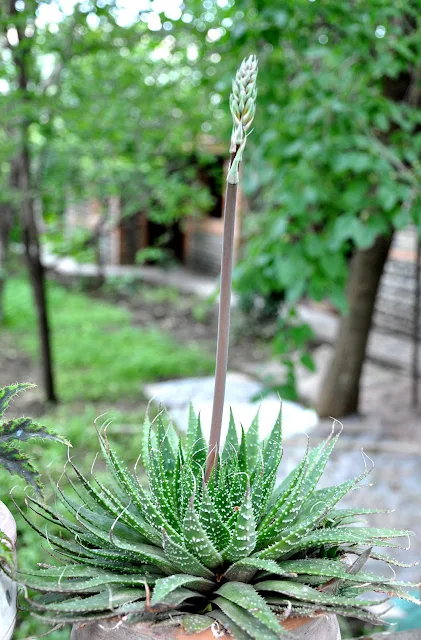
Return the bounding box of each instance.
[186,403,198,450]
[258,527,412,560]
[214,460,235,522]
[179,461,196,521]
[363,583,421,605]
[216,581,285,635]
[222,486,256,563]
[255,580,386,608]
[237,426,248,475]
[327,507,392,523]
[228,458,248,510]
[213,596,284,639]
[257,439,309,541]
[155,413,177,482]
[222,408,239,462]
[199,482,231,552]
[18,571,149,594]
[224,557,295,583]
[355,549,419,568]
[162,529,213,579]
[300,424,342,495]
[245,409,260,473]
[276,558,420,588]
[182,613,214,634]
[209,609,254,640]
[29,587,145,614]
[141,412,151,470]
[148,447,180,531]
[257,461,378,556]
[72,440,165,544]
[183,497,223,569]
[188,414,207,478]
[151,574,214,606]
[262,407,283,475]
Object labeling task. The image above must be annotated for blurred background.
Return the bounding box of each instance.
[1,1,421,637]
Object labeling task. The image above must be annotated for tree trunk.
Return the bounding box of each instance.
[0,160,18,324]
[0,207,11,324]
[317,233,393,418]
[20,145,57,403]
[9,0,57,403]
[94,212,106,288]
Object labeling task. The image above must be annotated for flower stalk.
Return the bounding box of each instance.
[205,56,258,481]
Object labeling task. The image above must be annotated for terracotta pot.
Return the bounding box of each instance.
[72,613,341,639]
[0,500,17,640]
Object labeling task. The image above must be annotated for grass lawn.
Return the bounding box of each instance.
[1,275,213,639]
[4,277,213,401]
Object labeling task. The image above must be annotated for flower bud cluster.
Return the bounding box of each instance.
[229,55,258,153]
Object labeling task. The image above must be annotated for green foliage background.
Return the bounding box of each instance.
[227,1,421,311]
[3,0,421,392]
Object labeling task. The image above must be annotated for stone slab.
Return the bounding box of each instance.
[144,372,319,442]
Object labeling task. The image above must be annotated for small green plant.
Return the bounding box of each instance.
[136,245,170,266]
[14,410,419,634]
[0,383,67,579]
[0,383,68,493]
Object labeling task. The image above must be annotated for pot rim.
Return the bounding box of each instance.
[281,612,331,630]
[72,611,335,637]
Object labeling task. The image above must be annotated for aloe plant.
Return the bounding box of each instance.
[0,383,69,493]
[13,410,419,634]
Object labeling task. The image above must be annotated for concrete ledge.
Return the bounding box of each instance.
[42,251,217,299]
[357,632,421,639]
